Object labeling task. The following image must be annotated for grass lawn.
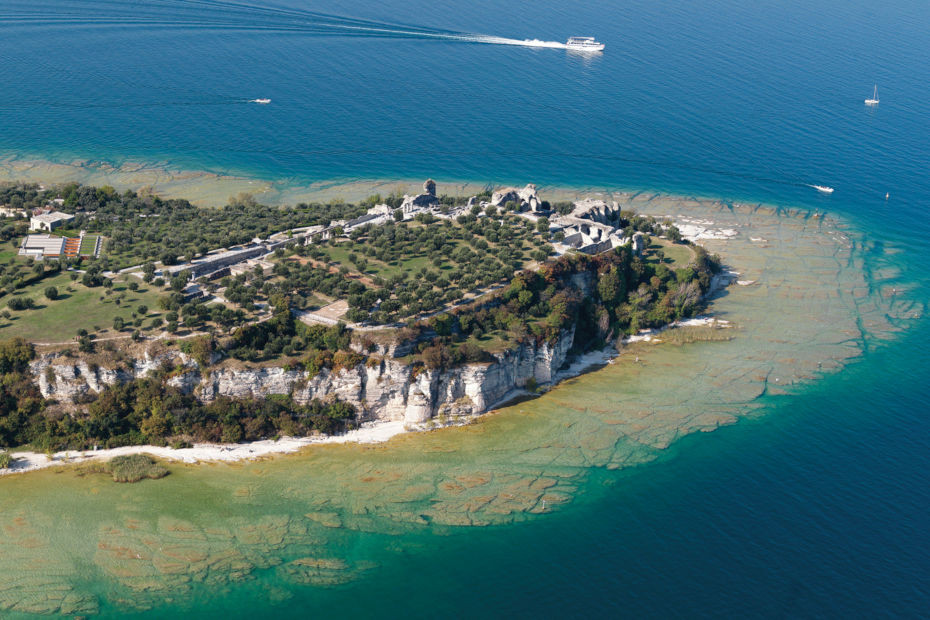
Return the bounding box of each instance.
[646,239,695,269]
[459,329,511,354]
[0,273,164,343]
[302,293,328,311]
[79,235,100,256]
[0,240,22,263]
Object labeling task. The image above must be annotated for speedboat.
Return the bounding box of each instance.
[811,185,834,194]
[565,36,605,52]
[251,98,272,104]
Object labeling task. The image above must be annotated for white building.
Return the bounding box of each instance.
[30,211,74,232]
[19,234,66,259]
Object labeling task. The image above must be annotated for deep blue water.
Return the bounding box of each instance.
[3,0,930,616]
[271,321,930,619]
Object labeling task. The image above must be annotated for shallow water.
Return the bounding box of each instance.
[0,196,918,616]
[2,0,929,616]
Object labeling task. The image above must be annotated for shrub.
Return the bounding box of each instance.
[44,286,58,300]
[7,297,34,311]
[106,454,169,483]
[78,334,95,353]
[0,451,13,469]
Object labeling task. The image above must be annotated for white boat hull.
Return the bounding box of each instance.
[566,44,605,52]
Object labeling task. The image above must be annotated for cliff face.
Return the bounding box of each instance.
[30,350,197,403]
[29,328,576,425]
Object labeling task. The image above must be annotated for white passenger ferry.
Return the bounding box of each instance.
[565,36,605,52]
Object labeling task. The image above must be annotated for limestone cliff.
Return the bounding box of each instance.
[30,328,577,426]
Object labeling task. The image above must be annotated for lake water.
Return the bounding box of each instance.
[1,0,929,616]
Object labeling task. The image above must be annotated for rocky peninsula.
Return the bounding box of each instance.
[0,179,727,472]
[0,187,909,616]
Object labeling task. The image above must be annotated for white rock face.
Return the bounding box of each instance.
[30,350,195,402]
[491,184,541,211]
[30,329,577,424]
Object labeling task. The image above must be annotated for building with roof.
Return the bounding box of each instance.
[30,211,74,232]
[19,234,66,259]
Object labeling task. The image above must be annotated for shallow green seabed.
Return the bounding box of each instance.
[0,194,916,616]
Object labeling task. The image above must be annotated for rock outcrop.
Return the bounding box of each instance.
[30,350,198,403]
[569,198,619,224]
[491,184,542,212]
[31,329,577,426]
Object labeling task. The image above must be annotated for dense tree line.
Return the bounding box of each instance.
[0,339,44,448]
[406,243,721,371]
[0,182,48,212]
[226,297,350,361]
[0,336,358,451]
[1,376,356,451]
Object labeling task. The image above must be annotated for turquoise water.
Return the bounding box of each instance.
[173,332,930,618]
[2,0,930,616]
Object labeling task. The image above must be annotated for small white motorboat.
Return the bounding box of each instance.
[251,98,272,104]
[811,185,834,194]
[865,85,879,106]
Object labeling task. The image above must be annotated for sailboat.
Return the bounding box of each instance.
[865,85,879,106]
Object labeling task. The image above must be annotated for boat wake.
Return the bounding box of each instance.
[2,0,570,50]
[471,36,568,49]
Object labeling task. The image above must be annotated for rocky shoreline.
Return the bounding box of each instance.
[31,325,577,427]
[1,314,737,478]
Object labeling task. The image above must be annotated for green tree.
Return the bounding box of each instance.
[44,286,58,300]
[597,267,626,305]
[0,338,34,373]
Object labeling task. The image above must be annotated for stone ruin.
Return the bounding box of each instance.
[490,184,543,212]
